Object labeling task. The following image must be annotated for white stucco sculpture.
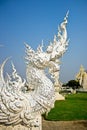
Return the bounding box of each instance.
[76,65,87,90]
[0,12,69,129]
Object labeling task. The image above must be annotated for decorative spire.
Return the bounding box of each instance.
[53,35,57,44]
[65,10,69,19]
[37,40,44,53]
[0,57,10,84]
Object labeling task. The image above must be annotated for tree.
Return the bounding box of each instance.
[66,80,80,89]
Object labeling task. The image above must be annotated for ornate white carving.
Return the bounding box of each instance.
[0,12,69,128]
[76,65,87,90]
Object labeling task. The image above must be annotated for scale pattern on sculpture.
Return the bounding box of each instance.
[0,12,69,127]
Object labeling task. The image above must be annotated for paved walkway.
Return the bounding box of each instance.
[42,120,87,130]
[0,120,87,130]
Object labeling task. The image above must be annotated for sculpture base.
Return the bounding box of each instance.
[54,84,65,100]
[55,92,65,100]
[0,115,42,130]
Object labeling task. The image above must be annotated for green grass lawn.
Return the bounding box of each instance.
[44,93,87,121]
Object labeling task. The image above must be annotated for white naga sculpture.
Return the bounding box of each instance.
[0,12,69,129]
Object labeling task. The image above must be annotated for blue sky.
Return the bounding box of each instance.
[0,0,87,83]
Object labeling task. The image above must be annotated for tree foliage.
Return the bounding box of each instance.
[66,80,80,89]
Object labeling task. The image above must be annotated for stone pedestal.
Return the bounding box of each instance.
[55,84,65,100]
[55,92,65,100]
[0,115,42,130]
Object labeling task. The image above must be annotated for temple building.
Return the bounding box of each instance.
[76,65,87,90]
